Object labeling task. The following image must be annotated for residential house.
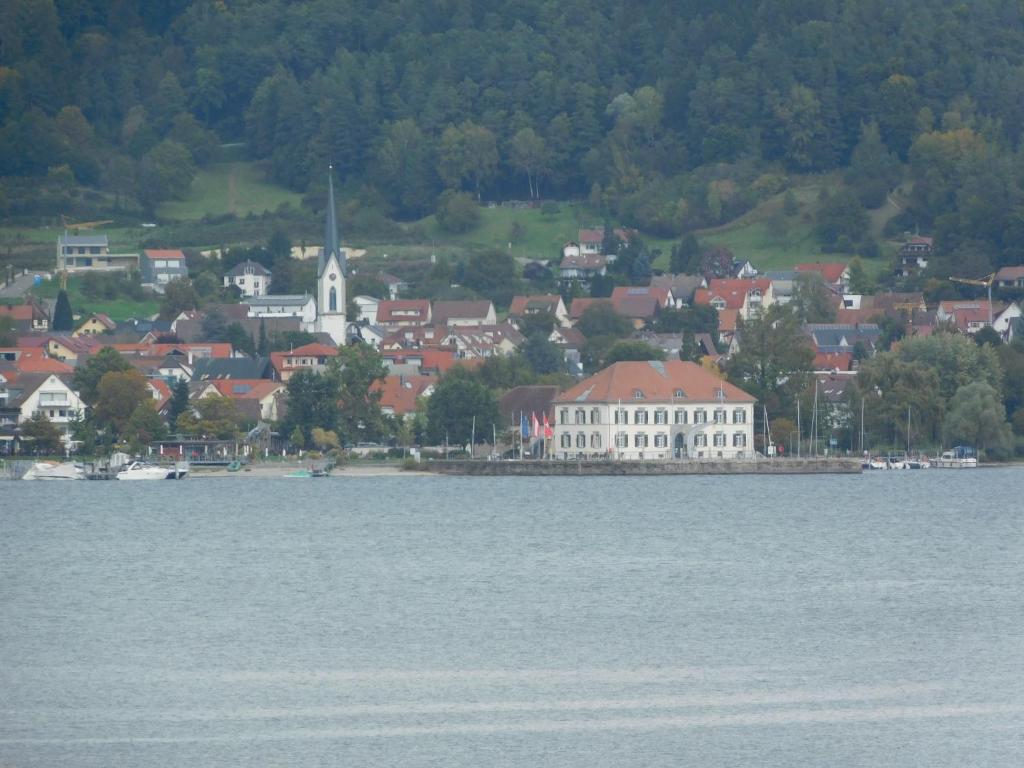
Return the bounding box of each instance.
[795,262,850,293]
[347,322,387,349]
[191,356,271,381]
[381,348,460,376]
[578,227,634,255]
[57,233,138,272]
[440,324,525,358]
[549,326,586,372]
[936,300,994,334]
[0,298,49,332]
[147,379,173,414]
[376,272,408,300]
[376,300,432,329]
[993,302,1022,338]
[380,325,446,350]
[372,374,435,419]
[650,274,707,307]
[141,249,188,290]
[195,379,286,421]
[764,270,798,306]
[550,360,756,460]
[835,292,927,326]
[243,294,317,331]
[694,278,775,320]
[568,298,611,325]
[731,260,759,279]
[896,235,932,276]
[559,253,608,287]
[352,295,380,325]
[73,313,116,336]
[432,300,497,327]
[805,323,881,355]
[3,373,85,444]
[43,334,102,362]
[224,260,272,297]
[111,342,233,360]
[269,342,338,382]
[995,266,1024,289]
[610,286,673,327]
[509,295,570,327]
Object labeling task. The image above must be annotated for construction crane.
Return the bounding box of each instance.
[60,215,113,230]
[948,273,994,326]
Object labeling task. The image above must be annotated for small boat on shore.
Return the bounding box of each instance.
[933,446,977,469]
[116,461,189,480]
[22,461,85,480]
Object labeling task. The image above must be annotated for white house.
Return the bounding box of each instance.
[223,260,272,297]
[994,302,1022,338]
[244,294,317,331]
[57,233,139,272]
[4,373,85,449]
[353,295,380,325]
[550,360,756,461]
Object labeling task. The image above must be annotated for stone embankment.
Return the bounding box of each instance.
[426,458,862,476]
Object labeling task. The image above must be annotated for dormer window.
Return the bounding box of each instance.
[633,389,644,399]
[674,389,684,398]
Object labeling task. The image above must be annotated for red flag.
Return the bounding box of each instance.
[531,411,540,438]
[543,413,553,439]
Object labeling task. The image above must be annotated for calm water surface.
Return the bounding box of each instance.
[1,470,1023,766]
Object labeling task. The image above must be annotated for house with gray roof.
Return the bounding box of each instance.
[57,232,139,272]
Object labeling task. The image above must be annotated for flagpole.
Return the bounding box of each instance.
[471,414,476,460]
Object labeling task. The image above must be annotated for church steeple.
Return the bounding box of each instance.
[320,167,344,278]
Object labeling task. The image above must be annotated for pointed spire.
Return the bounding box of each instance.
[320,166,343,277]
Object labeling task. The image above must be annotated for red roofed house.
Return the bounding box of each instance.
[0,299,49,332]
[194,379,287,421]
[509,295,569,327]
[551,360,756,461]
[147,379,173,414]
[73,313,117,336]
[694,279,775,320]
[795,262,850,292]
[610,286,673,326]
[559,251,608,287]
[381,348,459,376]
[936,300,994,334]
[995,266,1024,289]
[269,342,339,382]
[112,342,233,361]
[813,351,854,372]
[372,374,435,419]
[578,227,635,255]
[141,249,188,290]
[5,347,74,375]
[376,300,432,329]
[568,298,612,323]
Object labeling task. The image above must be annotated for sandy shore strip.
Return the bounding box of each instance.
[191,463,432,478]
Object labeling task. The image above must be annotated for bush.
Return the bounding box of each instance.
[436,190,481,233]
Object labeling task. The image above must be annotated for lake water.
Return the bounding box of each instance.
[1,470,1023,766]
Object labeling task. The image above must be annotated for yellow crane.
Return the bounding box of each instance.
[948,273,995,326]
[60,215,113,230]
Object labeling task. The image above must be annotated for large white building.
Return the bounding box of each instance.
[551,360,756,461]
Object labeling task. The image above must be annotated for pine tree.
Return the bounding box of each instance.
[167,378,191,431]
[52,290,73,331]
[257,319,269,356]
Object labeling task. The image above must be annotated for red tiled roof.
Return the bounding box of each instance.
[996,266,1024,281]
[208,379,284,400]
[695,279,773,310]
[0,305,33,321]
[10,349,74,374]
[554,360,756,404]
[371,374,435,415]
[148,379,172,410]
[560,253,607,270]
[112,342,234,358]
[795,262,848,284]
[143,249,186,260]
[610,286,671,318]
[432,300,494,324]
[813,351,854,372]
[377,299,431,324]
[382,348,458,374]
[569,298,612,320]
[578,227,634,244]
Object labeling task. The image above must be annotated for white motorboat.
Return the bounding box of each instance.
[116,461,178,480]
[933,449,977,469]
[22,461,85,480]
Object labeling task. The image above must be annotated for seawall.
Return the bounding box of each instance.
[425,458,862,476]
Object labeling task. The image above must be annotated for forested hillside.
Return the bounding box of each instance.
[2,0,1024,276]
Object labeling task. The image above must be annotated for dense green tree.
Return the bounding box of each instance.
[724,305,814,418]
[604,340,666,365]
[137,140,196,209]
[52,289,73,331]
[943,381,1013,458]
[94,369,150,438]
[522,334,563,375]
[791,273,837,323]
[462,249,516,307]
[72,346,132,404]
[125,400,166,451]
[0,315,16,347]
[670,234,700,274]
[20,412,62,455]
[435,190,480,233]
[845,121,902,208]
[283,368,339,445]
[159,278,200,321]
[576,302,631,339]
[815,188,869,248]
[509,127,548,199]
[333,343,388,444]
[426,370,500,445]
[851,353,945,448]
[167,377,191,431]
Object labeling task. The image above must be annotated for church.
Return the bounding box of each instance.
[239,169,349,346]
[315,169,347,345]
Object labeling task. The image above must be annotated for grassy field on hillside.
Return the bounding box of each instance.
[416,203,600,262]
[31,276,159,322]
[158,161,304,221]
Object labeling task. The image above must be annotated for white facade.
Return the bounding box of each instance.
[316,249,347,345]
[18,375,85,427]
[224,262,271,297]
[551,399,755,461]
[245,295,317,330]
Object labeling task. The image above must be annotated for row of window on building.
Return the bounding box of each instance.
[559,432,747,449]
[558,407,747,426]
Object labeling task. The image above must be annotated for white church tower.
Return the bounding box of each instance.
[316,168,347,345]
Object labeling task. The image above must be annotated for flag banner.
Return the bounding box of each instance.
[531,412,540,438]
[543,413,553,439]
[520,413,529,439]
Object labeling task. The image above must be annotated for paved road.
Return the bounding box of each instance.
[0,271,40,299]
